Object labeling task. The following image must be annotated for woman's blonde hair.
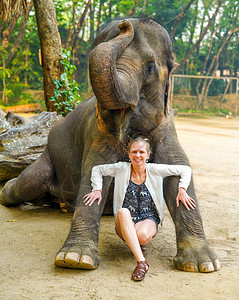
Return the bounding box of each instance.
[128,137,151,153]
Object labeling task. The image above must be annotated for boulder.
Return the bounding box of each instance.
[0,109,11,134]
[0,111,62,181]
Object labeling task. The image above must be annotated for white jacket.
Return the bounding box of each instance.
[91,162,191,224]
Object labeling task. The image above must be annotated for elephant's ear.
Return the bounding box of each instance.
[164,55,174,116]
[164,81,169,116]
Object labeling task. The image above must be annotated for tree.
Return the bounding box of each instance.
[1,0,239,113]
[174,0,224,73]
[194,0,239,109]
[0,0,33,102]
[1,0,63,112]
[33,0,63,112]
[3,2,33,68]
[170,0,195,41]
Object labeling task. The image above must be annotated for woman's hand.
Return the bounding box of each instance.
[83,190,102,206]
[176,187,196,211]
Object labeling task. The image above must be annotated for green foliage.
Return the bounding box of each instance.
[0,11,43,91]
[1,0,239,114]
[207,80,225,96]
[0,42,40,105]
[4,83,33,105]
[174,106,232,117]
[50,48,82,116]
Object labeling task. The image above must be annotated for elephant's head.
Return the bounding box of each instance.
[89,18,174,138]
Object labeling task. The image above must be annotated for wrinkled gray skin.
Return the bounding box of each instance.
[0,19,220,272]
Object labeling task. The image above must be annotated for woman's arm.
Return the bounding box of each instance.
[151,164,195,210]
[90,162,122,191]
[162,165,196,210]
[84,162,123,206]
[152,164,192,190]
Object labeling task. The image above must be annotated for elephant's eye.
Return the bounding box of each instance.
[147,62,155,73]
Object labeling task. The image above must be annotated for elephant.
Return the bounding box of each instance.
[0,18,220,273]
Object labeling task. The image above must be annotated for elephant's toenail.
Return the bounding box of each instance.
[55,251,65,262]
[55,252,67,267]
[79,255,98,269]
[183,262,198,272]
[213,259,220,271]
[65,252,80,263]
[80,255,93,265]
[199,262,214,273]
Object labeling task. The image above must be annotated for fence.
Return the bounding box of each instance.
[169,74,239,117]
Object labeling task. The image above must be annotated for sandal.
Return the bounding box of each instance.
[140,245,147,257]
[132,260,149,281]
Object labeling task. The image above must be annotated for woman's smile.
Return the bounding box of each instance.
[129,142,150,166]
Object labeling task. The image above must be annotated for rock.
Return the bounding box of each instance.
[5,111,38,126]
[0,108,6,119]
[0,109,11,134]
[0,119,11,134]
[0,111,62,181]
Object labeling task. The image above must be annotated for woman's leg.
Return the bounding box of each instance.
[115,208,145,262]
[135,219,157,246]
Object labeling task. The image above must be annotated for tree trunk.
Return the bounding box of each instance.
[196,5,206,57]
[196,27,239,110]
[33,0,62,112]
[65,1,77,49]
[90,0,95,43]
[196,25,219,109]
[170,0,195,41]
[96,0,103,33]
[70,0,91,50]
[142,0,147,12]
[108,1,112,20]
[128,0,139,17]
[220,79,231,112]
[24,42,29,85]
[188,0,198,45]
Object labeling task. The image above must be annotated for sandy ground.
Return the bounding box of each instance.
[0,116,239,300]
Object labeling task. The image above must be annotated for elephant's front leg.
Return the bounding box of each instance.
[163,176,220,273]
[55,176,112,269]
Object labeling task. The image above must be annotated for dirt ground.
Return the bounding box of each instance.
[0,116,239,300]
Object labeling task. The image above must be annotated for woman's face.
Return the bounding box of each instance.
[128,141,150,167]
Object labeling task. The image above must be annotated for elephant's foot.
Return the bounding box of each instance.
[173,237,220,273]
[55,243,99,270]
[0,178,18,206]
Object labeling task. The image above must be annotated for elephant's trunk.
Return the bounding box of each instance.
[89,20,136,110]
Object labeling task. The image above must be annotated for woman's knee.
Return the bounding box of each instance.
[137,228,153,245]
[117,208,131,222]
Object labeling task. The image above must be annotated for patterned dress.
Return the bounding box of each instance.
[122,180,160,226]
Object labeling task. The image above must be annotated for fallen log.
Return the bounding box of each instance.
[0,111,62,181]
[3,103,43,113]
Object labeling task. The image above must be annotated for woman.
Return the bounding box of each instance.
[83,137,195,281]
